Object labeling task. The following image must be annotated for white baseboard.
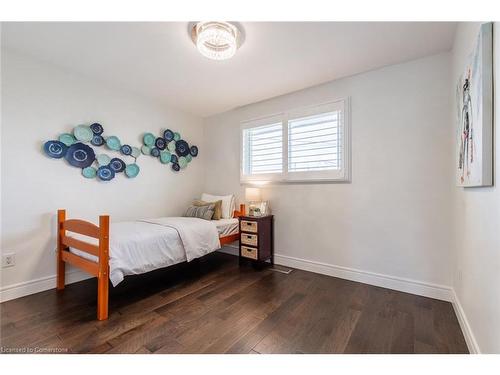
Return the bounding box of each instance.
[0,251,455,305]
[0,270,92,303]
[451,289,480,354]
[274,253,454,302]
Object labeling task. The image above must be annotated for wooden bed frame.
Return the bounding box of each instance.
[56,204,245,320]
[219,204,245,245]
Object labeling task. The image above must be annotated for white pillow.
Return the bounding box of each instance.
[201,193,235,219]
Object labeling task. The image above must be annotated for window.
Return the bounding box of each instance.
[241,99,349,183]
[242,117,283,179]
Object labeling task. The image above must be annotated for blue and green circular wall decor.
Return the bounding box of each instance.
[43,122,143,182]
[142,129,198,172]
[44,124,198,181]
[141,128,198,172]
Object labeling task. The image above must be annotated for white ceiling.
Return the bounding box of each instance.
[2,22,457,117]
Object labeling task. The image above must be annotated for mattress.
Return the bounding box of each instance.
[214,218,239,237]
[70,221,187,286]
[69,217,222,286]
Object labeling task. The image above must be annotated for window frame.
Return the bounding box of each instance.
[240,98,351,184]
[240,114,285,182]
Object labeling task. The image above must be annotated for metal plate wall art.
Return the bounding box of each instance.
[131,147,141,158]
[58,133,76,146]
[105,136,121,151]
[97,165,115,181]
[163,129,174,141]
[43,122,142,181]
[125,163,140,178]
[91,135,105,146]
[90,123,104,135]
[120,144,132,155]
[82,166,97,179]
[143,133,156,147]
[97,153,111,166]
[65,143,95,168]
[44,140,67,158]
[140,128,198,172]
[160,151,171,164]
[73,125,94,142]
[150,147,161,158]
[44,124,198,181]
[175,140,190,156]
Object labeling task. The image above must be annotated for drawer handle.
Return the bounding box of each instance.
[246,235,252,239]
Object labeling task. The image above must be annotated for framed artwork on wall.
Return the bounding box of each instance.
[456,22,493,187]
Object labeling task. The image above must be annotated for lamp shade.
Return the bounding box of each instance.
[245,187,261,202]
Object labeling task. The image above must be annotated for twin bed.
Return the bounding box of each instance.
[56,204,245,320]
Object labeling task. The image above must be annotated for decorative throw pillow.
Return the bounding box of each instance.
[193,199,222,220]
[201,193,235,219]
[184,202,215,220]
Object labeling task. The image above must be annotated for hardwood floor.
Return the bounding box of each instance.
[0,252,468,354]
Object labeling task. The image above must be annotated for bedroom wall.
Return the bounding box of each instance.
[451,22,500,354]
[0,49,205,300]
[203,53,455,299]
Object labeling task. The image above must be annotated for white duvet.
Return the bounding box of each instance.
[70,217,221,286]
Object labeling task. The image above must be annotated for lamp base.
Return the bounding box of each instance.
[247,201,269,217]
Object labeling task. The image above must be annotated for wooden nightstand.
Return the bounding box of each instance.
[238,215,274,265]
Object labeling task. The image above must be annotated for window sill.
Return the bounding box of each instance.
[240,177,351,185]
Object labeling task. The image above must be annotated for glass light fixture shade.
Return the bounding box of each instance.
[194,21,239,60]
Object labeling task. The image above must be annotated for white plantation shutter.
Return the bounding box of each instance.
[242,120,283,178]
[240,98,349,182]
[288,111,341,172]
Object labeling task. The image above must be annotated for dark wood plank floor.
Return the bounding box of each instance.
[0,252,468,354]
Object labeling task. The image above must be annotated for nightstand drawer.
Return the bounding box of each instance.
[240,233,258,246]
[241,220,258,233]
[241,246,258,260]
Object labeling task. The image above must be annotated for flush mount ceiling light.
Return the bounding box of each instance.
[191,21,242,61]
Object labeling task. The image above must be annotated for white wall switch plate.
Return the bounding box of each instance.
[2,253,16,268]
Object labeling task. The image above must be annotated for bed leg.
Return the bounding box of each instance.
[57,258,65,291]
[97,214,110,320]
[97,275,109,320]
[57,209,66,290]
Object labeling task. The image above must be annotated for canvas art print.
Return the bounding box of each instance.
[456,22,493,187]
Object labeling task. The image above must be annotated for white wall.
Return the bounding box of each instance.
[203,53,454,297]
[451,22,500,354]
[0,50,205,297]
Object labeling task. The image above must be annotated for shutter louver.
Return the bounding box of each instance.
[288,111,341,172]
[243,122,283,175]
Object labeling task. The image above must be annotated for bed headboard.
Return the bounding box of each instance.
[233,204,246,218]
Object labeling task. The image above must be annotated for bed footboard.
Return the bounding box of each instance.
[57,209,110,320]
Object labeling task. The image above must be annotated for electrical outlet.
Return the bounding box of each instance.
[2,253,16,268]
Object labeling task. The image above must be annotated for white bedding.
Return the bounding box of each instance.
[140,217,220,262]
[69,217,221,287]
[214,218,239,236]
